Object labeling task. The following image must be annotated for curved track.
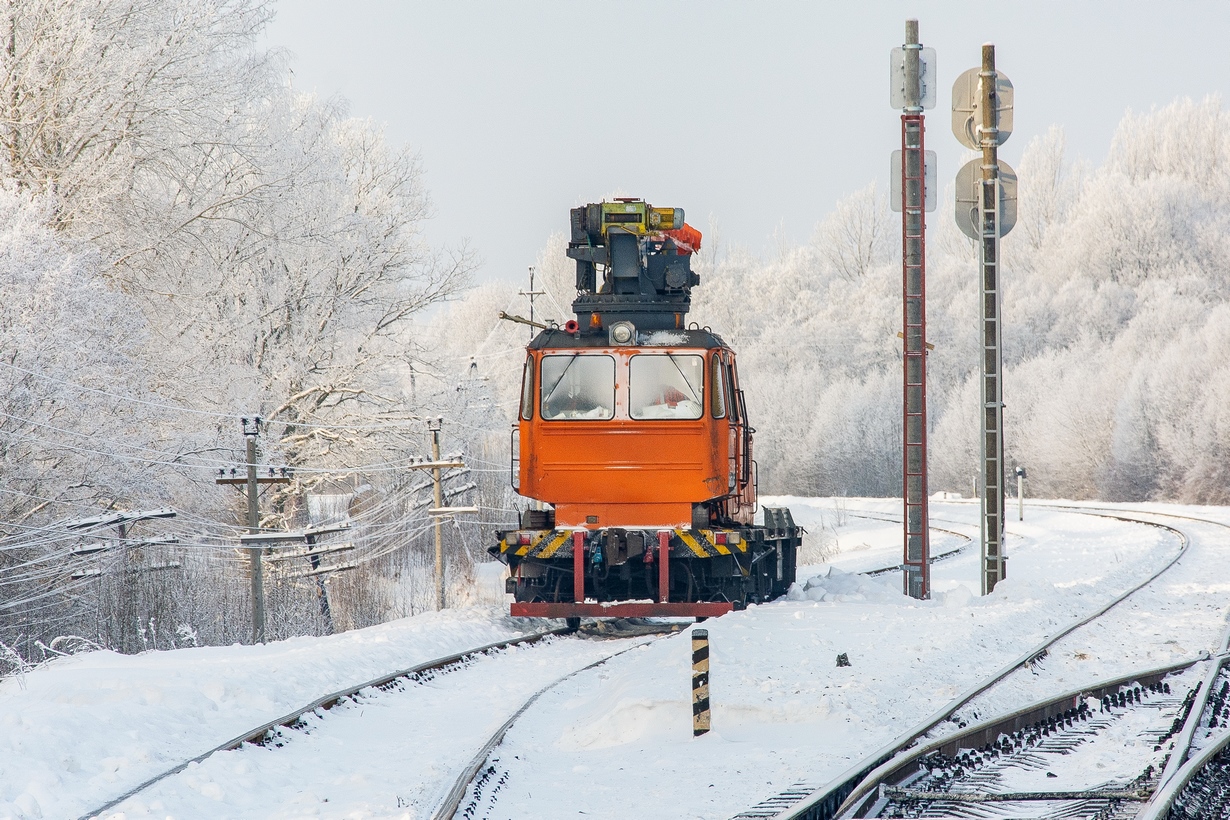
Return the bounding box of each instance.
[841,510,976,577]
[836,659,1208,818]
[79,629,570,819]
[430,636,662,820]
[78,504,1228,820]
[1139,650,1230,818]
[734,505,1221,820]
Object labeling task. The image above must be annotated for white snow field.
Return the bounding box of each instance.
[2,499,1228,820]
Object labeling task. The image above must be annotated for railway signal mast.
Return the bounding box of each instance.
[890,20,936,600]
[952,46,1016,594]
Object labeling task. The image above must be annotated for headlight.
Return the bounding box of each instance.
[609,321,635,346]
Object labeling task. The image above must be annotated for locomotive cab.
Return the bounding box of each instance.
[515,332,757,531]
[494,199,801,620]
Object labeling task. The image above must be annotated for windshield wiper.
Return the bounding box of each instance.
[667,354,702,403]
[541,354,580,405]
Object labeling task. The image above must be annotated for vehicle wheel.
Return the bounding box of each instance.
[512,579,537,603]
[565,616,582,632]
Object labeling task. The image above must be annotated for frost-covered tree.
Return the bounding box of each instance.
[1,0,472,474]
[0,187,147,515]
[457,96,1230,506]
[813,182,893,282]
[0,185,159,657]
[0,0,480,660]
[0,0,272,235]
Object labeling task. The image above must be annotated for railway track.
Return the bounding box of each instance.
[76,504,1228,820]
[1143,657,1230,818]
[89,511,963,820]
[429,635,665,820]
[77,624,673,820]
[732,505,1230,820]
[835,659,1207,818]
[387,512,979,819]
[842,511,975,576]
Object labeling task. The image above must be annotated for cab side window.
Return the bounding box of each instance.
[710,354,727,418]
[725,361,740,423]
[519,356,535,420]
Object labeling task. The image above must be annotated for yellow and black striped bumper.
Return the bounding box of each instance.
[675,528,748,558]
[497,529,573,559]
[497,528,748,560]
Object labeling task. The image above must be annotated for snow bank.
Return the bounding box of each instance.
[3,500,1227,819]
[0,606,534,820]
[788,565,911,604]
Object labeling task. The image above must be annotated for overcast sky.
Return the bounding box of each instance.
[266,2,1230,286]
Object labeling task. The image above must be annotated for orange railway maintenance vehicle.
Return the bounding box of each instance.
[493,199,801,625]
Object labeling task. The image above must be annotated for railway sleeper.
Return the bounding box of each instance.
[867,678,1191,818]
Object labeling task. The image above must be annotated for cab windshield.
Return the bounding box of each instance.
[540,355,616,420]
[629,354,704,420]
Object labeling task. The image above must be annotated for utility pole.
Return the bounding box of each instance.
[216,417,290,643]
[407,418,470,611]
[251,523,353,634]
[891,19,936,600]
[246,429,261,640]
[953,46,1016,594]
[519,265,546,341]
[429,417,445,609]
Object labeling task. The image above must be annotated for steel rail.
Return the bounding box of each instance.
[429,636,660,820]
[734,508,1192,820]
[1139,668,1230,819]
[1157,653,1230,786]
[1038,504,1230,790]
[840,511,974,576]
[77,628,570,820]
[842,506,1230,820]
[1054,506,1230,818]
[838,658,1201,818]
[831,510,1193,818]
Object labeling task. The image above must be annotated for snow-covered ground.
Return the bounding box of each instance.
[3,499,1229,820]
[0,609,536,820]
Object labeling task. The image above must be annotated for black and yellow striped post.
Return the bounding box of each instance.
[692,628,710,736]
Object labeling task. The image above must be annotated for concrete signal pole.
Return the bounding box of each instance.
[953,46,1015,594]
[978,44,1005,595]
[891,19,936,600]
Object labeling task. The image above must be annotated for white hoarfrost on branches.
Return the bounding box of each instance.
[0,186,146,522]
[0,0,482,660]
[3,0,1230,663]
[458,98,1230,507]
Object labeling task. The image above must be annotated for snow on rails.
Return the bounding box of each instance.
[734,506,1230,820]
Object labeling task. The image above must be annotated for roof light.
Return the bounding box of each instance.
[609,321,635,346]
